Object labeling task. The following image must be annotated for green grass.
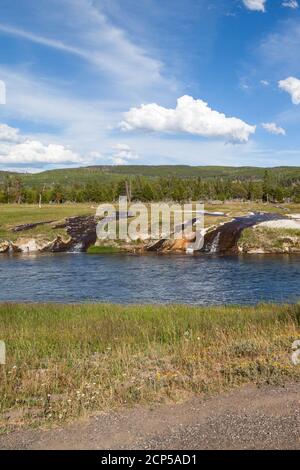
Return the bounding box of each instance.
[1,201,299,243]
[239,227,300,253]
[0,203,94,242]
[87,245,121,254]
[1,303,300,430]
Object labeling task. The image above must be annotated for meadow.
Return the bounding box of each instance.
[1,303,300,430]
[0,203,94,242]
[1,200,299,242]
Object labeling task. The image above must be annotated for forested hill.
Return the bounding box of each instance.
[1,165,300,185]
[1,165,300,203]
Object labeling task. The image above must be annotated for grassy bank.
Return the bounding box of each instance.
[1,201,300,243]
[1,303,300,431]
[240,227,300,253]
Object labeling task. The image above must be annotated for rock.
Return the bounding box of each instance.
[1,215,100,255]
[66,215,98,251]
[183,231,197,242]
[257,220,300,229]
[10,236,72,253]
[12,220,55,232]
[203,213,288,254]
[0,242,10,253]
[51,221,67,229]
[41,236,73,253]
[247,248,266,254]
[279,236,299,244]
[12,238,45,253]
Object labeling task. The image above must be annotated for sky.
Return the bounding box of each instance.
[0,0,300,172]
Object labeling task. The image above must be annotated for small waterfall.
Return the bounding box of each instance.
[202,212,289,254]
[68,242,83,253]
[66,215,97,252]
[209,232,221,253]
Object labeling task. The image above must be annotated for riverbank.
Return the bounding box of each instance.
[1,202,300,255]
[1,303,300,432]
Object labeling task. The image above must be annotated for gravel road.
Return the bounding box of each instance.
[1,383,300,450]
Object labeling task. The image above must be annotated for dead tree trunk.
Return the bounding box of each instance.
[125,180,132,204]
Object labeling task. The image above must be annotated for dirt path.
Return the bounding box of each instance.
[1,383,300,450]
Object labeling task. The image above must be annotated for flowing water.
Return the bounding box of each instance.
[202,212,287,254]
[0,253,299,305]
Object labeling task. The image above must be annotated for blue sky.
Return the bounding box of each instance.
[0,0,300,171]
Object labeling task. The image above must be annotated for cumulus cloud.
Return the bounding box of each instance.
[282,1,298,9]
[262,122,286,135]
[243,0,266,12]
[0,123,22,143]
[260,80,270,86]
[0,140,82,164]
[111,143,139,165]
[279,77,300,104]
[0,122,84,165]
[120,95,256,143]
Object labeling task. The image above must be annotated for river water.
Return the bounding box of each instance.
[0,253,299,305]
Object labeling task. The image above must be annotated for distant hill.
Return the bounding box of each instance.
[1,165,300,188]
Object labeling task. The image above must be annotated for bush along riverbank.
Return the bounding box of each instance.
[1,303,300,431]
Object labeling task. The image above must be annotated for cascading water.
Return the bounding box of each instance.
[60,212,290,255]
[202,212,288,254]
[209,232,221,253]
[68,242,83,253]
[66,215,98,252]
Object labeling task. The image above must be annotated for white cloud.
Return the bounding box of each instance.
[0,121,86,165]
[243,0,266,12]
[0,140,83,165]
[0,0,171,94]
[262,122,286,135]
[111,143,139,165]
[120,95,256,143]
[0,25,84,59]
[260,80,270,86]
[279,77,300,104]
[282,1,299,9]
[0,123,22,143]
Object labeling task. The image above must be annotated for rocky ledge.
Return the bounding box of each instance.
[0,215,97,254]
[1,236,73,254]
[1,213,300,255]
[0,241,10,254]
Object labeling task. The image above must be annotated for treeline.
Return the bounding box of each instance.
[1,171,300,204]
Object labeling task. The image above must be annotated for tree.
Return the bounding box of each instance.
[4,175,13,203]
[263,170,272,202]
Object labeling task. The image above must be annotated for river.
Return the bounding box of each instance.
[0,253,299,305]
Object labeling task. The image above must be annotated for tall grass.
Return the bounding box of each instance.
[1,303,300,430]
